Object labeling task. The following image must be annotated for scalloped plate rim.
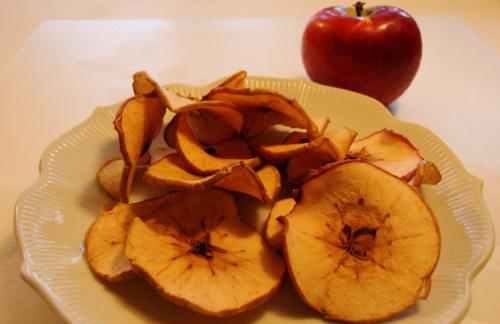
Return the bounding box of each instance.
[14,76,495,323]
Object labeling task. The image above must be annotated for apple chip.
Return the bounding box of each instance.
[143,154,238,190]
[134,71,244,139]
[280,116,330,147]
[211,137,253,159]
[255,137,329,161]
[411,160,442,187]
[265,198,296,249]
[284,161,440,322]
[175,113,260,174]
[286,127,357,182]
[256,165,282,201]
[238,108,292,138]
[114,95,165,201]
[96,158,124,200]
[164,114,179,148]
[210,70,248,91]
[185,107,242,145]
[132,71,155,95]
[215,164,280,201]
[125,190,286,316]
[85,195,172,282]
[207,88,320,138]
[348,129,424,181]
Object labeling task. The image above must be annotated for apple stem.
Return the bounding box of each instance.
[354,1,365,17]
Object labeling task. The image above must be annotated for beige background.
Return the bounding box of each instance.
[1,1,499,323]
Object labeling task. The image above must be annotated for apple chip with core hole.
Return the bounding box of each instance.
[208,88,320,138]
[85,195,171,282]
[265,198,296,249]
[286,127,357,182]
[125,190,286,316]
[284,161,440,322]
[348,129,424,181]
[114,95,165,201]
[143,154,238,191]
[175,113,260,174]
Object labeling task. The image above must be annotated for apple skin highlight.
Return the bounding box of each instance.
[302,4,422,105]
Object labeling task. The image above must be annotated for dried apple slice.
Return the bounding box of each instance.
[175,113,260,174]
[211,137,253,159]
[265,198,296,249]
[208,88,320,138]
[286,127,357,182]
[85,195,173,282]
[256,165,282,201]
[210,70,248,91]
[133,71,155,95]
[185,108,242,145]
[143,154,238,190]
[348,129,424,181]
[164,114,179,148]
[133,71,196,110]
[125,189,286,316]
[134,71,244,139]
[114,95,165,201]
[96,158,124,200]
[215,164,281,201]
[411,160,442,187]
[255,136,329,161]
[280,116,330,147]
[284,161,440,322]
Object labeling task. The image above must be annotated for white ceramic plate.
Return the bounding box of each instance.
[15,77,494,323]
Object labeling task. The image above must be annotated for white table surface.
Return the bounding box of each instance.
[1,1,499,323]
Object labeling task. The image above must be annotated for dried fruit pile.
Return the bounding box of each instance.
[86,71,441,322]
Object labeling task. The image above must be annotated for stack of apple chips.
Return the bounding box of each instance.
[87,70,441,322]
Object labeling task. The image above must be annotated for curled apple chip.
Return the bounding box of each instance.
[143,153,237,190]
[175,113,260,174]
[185,107,242,145]
[210,137,253,159]
[125,190,286,316]
[114,95,165,201]
[239,108,293,138]
[132,71,196,110]
[284,161,440,322]
[286,127,357,182]
[282,116,330,145]
[209,70,248,91]
[215,164,281,201]
[255,136,329,161]
[164,115,179,148]
[256,164,282,201]
[265,198,296,249]
[85,195,172,282]
[96,158,124,200]
[132,71,155,95]
[348,129,424,181]
[134,71,243,140]
[208,88,320,138]
[411,160,442,187]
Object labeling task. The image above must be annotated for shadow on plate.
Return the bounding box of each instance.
[105,275,319,323]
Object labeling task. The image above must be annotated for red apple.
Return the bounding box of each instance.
[302,2,422,105]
